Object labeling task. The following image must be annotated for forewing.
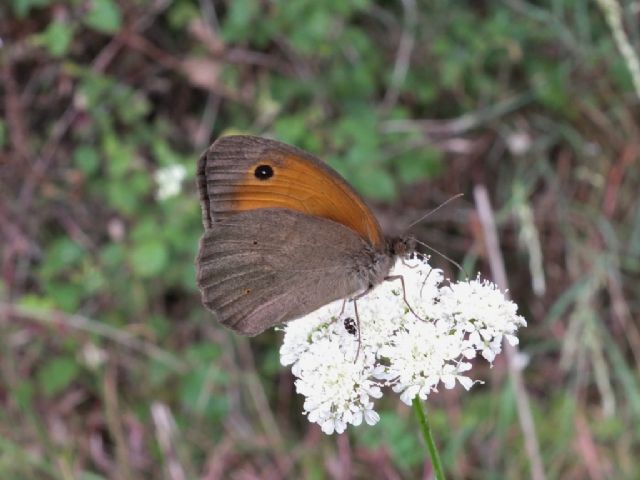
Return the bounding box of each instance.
[197,135,384,248]
[196,208,371,335]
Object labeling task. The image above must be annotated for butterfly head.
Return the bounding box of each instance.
[387,236,416,258]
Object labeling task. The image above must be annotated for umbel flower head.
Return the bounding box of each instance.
[279,256,527,435]
[154,163,187,200]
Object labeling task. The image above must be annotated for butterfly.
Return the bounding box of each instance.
[196,135,414,335]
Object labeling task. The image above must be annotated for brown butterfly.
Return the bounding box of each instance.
[196,135,414,335]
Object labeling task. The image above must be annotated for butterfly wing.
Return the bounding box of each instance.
[197,135,384,249]
[196,208,380,335]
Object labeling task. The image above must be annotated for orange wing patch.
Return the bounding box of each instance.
[231,154,383,248]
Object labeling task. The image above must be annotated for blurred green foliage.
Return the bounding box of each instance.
[1,0,640,478]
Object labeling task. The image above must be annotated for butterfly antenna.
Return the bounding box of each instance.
[414,239,468,278]
[407,193,464,230]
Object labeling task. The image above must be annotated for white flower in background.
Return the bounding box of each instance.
[154,164,187,200]
[280,256,527,434]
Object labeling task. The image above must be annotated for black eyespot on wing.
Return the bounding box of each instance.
[254,164,274,180]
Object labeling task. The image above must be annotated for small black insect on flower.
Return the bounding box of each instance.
[343,317,357,336]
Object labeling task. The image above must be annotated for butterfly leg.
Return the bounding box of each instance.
[352,282,375,301]
[352,298,362,363]
[384,275,426,322]
[339,298,347,316]
[420,267,435,298]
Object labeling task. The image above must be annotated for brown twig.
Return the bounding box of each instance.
[574,413,610,479]
[602,144,636,217]
[151,402,187,480]
[103,366,133,480]
[233,336,289,474]
[473,184,546,480]
[1,55,30,162]
[381,0,417,109]
[607,270,640,370]
[335,433,353,480]
[0,302,188,372]
[380,92,534,138]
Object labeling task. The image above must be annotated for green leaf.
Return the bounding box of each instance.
[43,283,83,311]
[394,147,442,184]
[0,120,7,149]
[180,366,229,417]
[79,472,108,480]
[99,243,125,268]
[185,343,222,364]
[103,134,133,177]
[221,0,261,43]
[84,0,122,34]
[128,172,152,197]
[17,294,56,310]
[533,63,571,114]
[105,182,138,215]
[33,21,75,57]
[11,0,51,17]
[358,412,424,469]
[37,357,80,397]
[152,141,184,167]
[167,1,199,29]
[13,381,34,410]
[74,145,99,175]
[40,238,85,278]
[129,240,168,277]
[273,114,311,146]
[351,167,397,202]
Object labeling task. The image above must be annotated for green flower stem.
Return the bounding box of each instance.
[412,397,446,480]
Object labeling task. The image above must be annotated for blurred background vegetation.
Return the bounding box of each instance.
[1,0,639,478]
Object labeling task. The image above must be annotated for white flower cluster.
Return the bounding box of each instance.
[154,164,187,200]
[279,256,527,435]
